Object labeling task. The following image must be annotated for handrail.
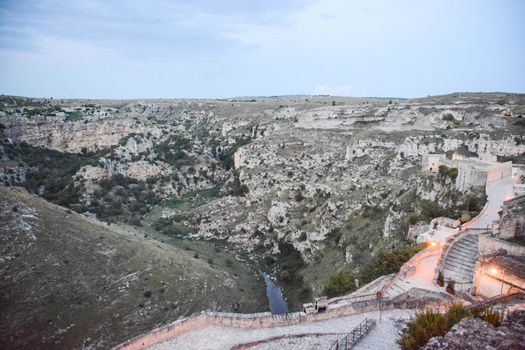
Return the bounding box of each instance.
[465,292,525,310]
[328,318,376,350]
[328,291,379,306]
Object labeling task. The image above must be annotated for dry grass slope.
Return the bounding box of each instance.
[0,186,262,349]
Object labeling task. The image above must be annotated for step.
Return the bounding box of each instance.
[446,245,478,259]
[442,268,474,281]
[451,243,478,254]
[445,251,478,265]
[446,256,477,268]
[454,238,478,248]
[444,260,475,273]
[453,241,478,253]
[384,282,406,297]
[447,246,478,258]
[443,271,473,282]
[443,264,474,278]
[462,236,479,244]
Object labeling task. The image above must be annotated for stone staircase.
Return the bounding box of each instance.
[382,279,409,298]
[441,233,479,288]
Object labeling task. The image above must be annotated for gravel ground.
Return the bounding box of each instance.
[149,309,413,350]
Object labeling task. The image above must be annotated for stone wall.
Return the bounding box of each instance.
[478,235,525,256]
[486,161,512,185]
[423,153,513,192]
[456,163,487,192]
[473,260,525,298]
[423,154,446,173]
[113,292,451,350]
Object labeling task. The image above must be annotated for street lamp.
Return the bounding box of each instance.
[500,268,506,294]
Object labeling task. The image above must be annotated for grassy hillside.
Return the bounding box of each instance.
[0,186,265,349]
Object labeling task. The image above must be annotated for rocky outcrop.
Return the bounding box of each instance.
[422,310,525,350]
[3,115,162,153]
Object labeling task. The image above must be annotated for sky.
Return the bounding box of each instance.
[0,0,524,99]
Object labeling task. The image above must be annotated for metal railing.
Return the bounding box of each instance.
[328,318,376,350]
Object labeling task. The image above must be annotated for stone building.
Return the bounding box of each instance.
[494,196,525,239]
[423,153,512,191]
[473,255,525,298]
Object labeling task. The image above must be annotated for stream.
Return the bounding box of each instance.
[262,273,289,314]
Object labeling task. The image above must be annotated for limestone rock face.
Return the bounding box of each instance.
[80,159,171,181]
[267,202,290,226]
[422,310,525,350]
[2,93,524,264]
[3,116,160,153]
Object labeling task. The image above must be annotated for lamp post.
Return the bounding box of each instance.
[490,267,506,295]
[500,267,506,295]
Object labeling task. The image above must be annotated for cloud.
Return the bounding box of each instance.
[313,84,364,96]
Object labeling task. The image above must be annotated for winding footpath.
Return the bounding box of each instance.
[465,177,514,229]
[148,309,411,350]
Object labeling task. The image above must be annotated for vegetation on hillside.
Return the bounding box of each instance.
[2,140,106,206]
[323,243,426,297]
[438,165,458,181]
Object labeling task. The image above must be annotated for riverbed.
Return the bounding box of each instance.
[262,273,289,314]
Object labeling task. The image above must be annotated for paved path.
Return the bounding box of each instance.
[146,175,517,350]
[466,177,514,229]
[148,309,411,350]
[397,249,440,292]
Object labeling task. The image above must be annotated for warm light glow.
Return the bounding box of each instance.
[430,242,437,247]
[490,268,498,275]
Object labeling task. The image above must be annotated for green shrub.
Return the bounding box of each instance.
[229,170,249,196]
[324,270,353,298]
[324,243,426,297]
[446,279,455,290]
[437,270,444,282]
[218,136,251,170]
[398,304,502,350]
[438,165,458,181]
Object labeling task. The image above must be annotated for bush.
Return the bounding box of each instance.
[437,270,444,282]
[446,279,455,290]
[229,170,249,196]
[324,270,353,298]
[398,304,502,350]
[294,192,304,202]
[324,243,426,298]
[442,113,454,121]
[438,165,458,181]
[218,136,251,170]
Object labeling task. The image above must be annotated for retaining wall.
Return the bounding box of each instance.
[478,235,525,257]
[114,293,450,350]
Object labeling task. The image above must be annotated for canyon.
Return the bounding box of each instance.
[1,93,525,349]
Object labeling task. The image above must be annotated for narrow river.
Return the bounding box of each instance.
[262,273,289,314]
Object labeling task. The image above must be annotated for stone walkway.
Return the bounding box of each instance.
[148,309,411,350]
[466,177,514,229]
